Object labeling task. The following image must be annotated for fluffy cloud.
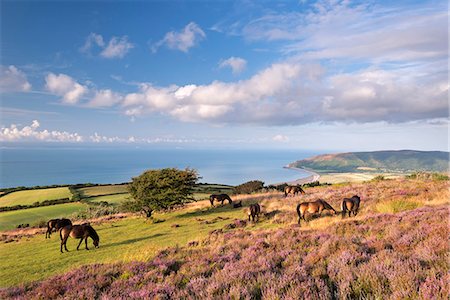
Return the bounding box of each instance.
[219,57,247,74]
[45,73,87,104]
[152,22,205,53]
[100,36,134,58]
[122,63,302,122]
[0,120,83,142]
[120,60,447,125]
[0,65,31,92]
[88,89,123,107]
[272,134,289,142]
[81,33,133,58]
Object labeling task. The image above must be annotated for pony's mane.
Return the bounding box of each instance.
[87,226,99,241]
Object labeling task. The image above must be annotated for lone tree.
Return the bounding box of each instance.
[123,168,198,218]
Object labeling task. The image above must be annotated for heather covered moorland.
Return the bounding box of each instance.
[1,176,449,299]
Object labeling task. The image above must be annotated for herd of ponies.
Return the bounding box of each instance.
[45,185,361,253]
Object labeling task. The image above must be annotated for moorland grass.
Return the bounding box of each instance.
[0,187,72,207]
[0,202,271,287]
[0,203,87,231]
[1,178,447,288]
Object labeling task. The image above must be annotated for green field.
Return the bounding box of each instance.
[0,187,72,207]
[0,203,87,231]
[89,193,131,205]
[0,202,271,287]
[78,185,129,198]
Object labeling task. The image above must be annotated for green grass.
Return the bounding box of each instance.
[89,194,131,205]
[77,185,129,198]
[376,199,420,214]
[0,203,87,231]
[0,202,275,287]
[0,187,72,207]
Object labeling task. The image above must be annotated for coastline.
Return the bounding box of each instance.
[271,166,321,186]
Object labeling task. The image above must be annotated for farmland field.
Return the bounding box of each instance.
[77,185,129,198]
[88,193,131,205]
[0,187,72,207]
[0,203,87,231]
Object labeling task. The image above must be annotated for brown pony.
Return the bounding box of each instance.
[284,185,305,197]
[45,218,72,238]
[248,203,261,222]
[341,195,361,218]
[60,224,99,253]
[296,199,336,225]
[209,194,233,206]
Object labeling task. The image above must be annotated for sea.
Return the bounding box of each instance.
[0,148,323,188]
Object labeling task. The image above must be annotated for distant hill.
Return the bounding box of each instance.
[289,150,449,173]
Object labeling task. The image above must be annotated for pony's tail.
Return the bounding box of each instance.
[341,200,346,218]
[59,227,63,241]
[296,204,301,224]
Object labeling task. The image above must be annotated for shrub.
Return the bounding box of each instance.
[235,180,265,194]
[376,199,420,214]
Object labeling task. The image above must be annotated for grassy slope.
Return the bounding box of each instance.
[77,185,129,198]
[0,187,72,207]
[0,178,447,288]
[0,203,269,287]
[0,203,87,231]
[292,150,449,173]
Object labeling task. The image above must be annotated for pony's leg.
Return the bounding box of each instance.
[85,237,89,250]
[210,199,214,207]
[76,238,83,250]
[61,235,69,253]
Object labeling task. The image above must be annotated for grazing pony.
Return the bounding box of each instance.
[284,185,305,197]
[296,199,336,225]
[45,218,72,238]
[209,194,233,206]
[248,203,261,222]
[60,224,99,253]
[233,201,242,208]
[341,195,361,218]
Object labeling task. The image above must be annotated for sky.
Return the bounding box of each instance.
[0,0,448,151]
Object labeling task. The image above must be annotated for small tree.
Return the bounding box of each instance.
[235,180,265,194]
[122,168,198,218]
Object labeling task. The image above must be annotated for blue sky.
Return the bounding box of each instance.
[0,0,448,151]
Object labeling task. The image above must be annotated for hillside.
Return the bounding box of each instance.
[289,150,449,173]
[0,176,448,299]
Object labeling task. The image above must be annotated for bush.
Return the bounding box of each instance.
[235,180,265,194]
[124,168,199,218]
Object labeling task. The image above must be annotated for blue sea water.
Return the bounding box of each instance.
[0,148,321,188]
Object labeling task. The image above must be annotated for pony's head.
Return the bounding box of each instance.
[93,238,100,248]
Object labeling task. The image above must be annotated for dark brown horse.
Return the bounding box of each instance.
[341,195,361,218]
[233,201,242,208]
[284,185,305,197]
[248,203,261,222]
[45,218,72,238]
[209,194,233,206]
[60,224,99,253]
[296,199,336,225]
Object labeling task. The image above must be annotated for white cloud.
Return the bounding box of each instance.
[80,33,105,53]
[0,65,32,92]
[152,22,206,53]
[219,57,247,74]
[119,60,447,125]
[45,73,87,104]
[88,89,123,107]
[272,134,289,142]
[0,120,83,142]
[235,1,447,64]
[81,33,133,59]
[122,62,302,122]
[100,36,134,58]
